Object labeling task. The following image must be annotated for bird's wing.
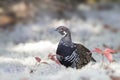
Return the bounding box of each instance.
[74,43,94,68]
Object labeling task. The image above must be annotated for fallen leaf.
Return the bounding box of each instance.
[48,53,61,65]
[104,52,113,62]
[35,57,41,62]
[54,59,61,65]
[92,48,116,63]
[104,48,116,53]
[103,48,116,62]
[110,75,120,80]
[41,62,49,64]
[92,48,102,54]
[48,53,56,60]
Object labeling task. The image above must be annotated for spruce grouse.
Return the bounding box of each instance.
[56,26,96,69]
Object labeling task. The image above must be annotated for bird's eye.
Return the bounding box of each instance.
[61,28,64,31]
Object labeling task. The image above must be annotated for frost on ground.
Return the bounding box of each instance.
[0,5,120,80]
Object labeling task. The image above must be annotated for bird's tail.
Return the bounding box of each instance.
[91,57,96,62]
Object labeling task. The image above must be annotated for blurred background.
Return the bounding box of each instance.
[0,0,120,55]
[0,0,120,57]
[0,0,120,80]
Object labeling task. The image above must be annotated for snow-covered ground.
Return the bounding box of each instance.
[0,4,120,80]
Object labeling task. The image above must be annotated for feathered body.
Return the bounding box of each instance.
[56,26,96,69]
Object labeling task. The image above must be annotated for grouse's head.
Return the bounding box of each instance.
[56,26,70,35]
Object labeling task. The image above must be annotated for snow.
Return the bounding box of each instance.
[0,4,120,80]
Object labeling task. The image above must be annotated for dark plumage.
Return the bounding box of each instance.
[56,26,96,69]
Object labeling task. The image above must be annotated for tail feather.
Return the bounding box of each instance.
[91,57,96,62]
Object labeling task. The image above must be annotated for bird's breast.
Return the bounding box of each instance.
[56,44,76,57]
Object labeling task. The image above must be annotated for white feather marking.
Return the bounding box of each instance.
[64,50,79,63]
